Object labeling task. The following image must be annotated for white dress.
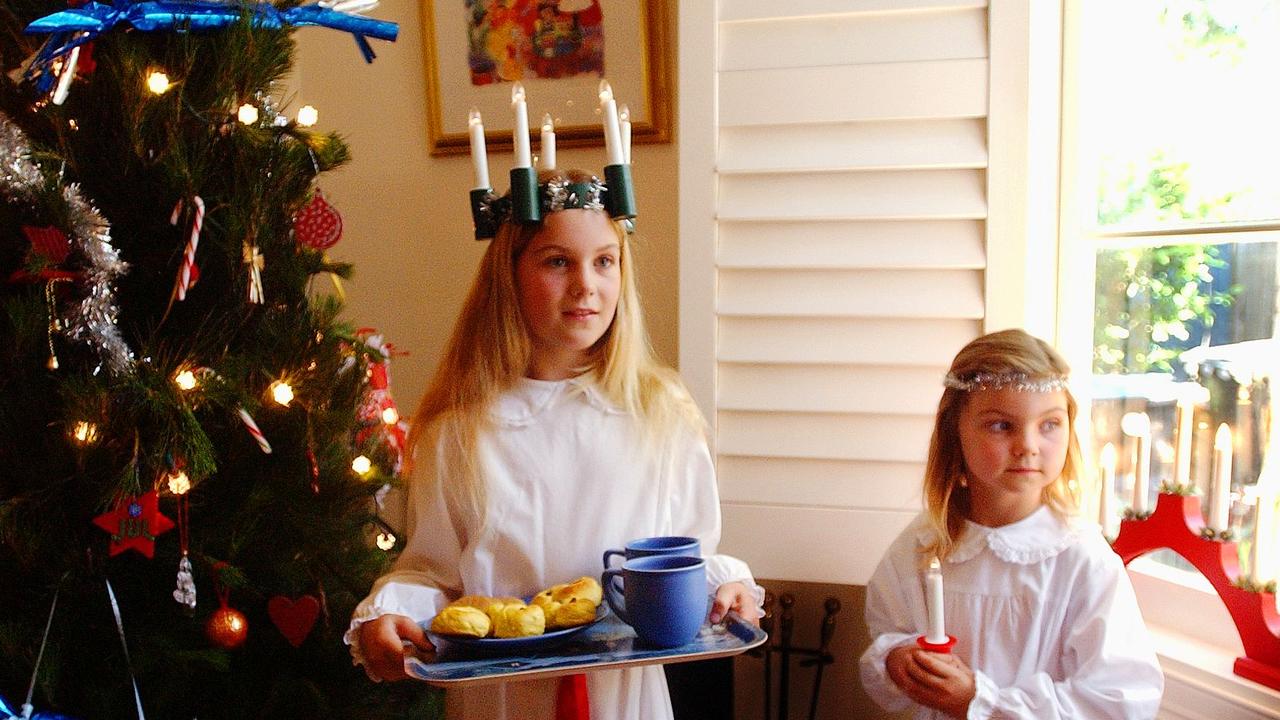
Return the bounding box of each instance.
[860,506,1164,719]
[345,377,759,720]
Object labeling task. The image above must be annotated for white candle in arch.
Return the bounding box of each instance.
[1174,395,1194,487]
[619,103,632,164]
[468,108,490,190]
[511,83,532,169]
[1122,412,1152,514]
[925,557,946,643]
[1100,442,1118,537]
[1211,423,1233,532]
[539,113,556,172]
[598,80,624,166]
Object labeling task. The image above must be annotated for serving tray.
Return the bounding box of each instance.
[406,611,765,687]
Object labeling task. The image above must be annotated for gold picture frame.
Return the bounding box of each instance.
[422,0,670,156]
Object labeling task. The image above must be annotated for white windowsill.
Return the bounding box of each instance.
[1126,560,1280,719]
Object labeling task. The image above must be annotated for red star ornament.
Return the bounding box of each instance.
[93,491,175,558]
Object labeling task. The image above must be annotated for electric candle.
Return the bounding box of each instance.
[1122,412,1152,514]
[925,557,946,644]
[1211,424,1233,532]
[598,80,624,166]
[1100,443,1118,537]
[1252,491,1277,584]
[511,83,532,169]
[539,113,556,171]
[468,108,490,189]
[619,104,632,164]
[1174,395,1194,486]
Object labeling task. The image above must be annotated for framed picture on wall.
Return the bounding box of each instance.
[422,0,670,156]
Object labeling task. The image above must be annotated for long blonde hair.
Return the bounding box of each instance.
[407,169,703,524]
[921,329,1083,562]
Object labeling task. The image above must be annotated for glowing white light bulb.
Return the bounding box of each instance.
[296,105,318,127]
[71,420,98,445]
[168,471,191,495]
[175,370,197,391]
[381,407,399,425]
[238,103,260,125]
[376,532,396,550]
[351,455,372,476]
[147,71,171,95]
[270,381,294,407]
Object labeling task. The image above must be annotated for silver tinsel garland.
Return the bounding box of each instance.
[0,111,133,376]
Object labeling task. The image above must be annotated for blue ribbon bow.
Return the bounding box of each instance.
[25,1,398,91]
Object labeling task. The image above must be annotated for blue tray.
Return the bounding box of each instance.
[406,611,766,687]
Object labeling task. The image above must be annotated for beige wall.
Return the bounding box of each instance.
[292,0,680,413]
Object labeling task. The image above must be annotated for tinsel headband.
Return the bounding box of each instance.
[468,81,637,240]
[943,371,1070,393]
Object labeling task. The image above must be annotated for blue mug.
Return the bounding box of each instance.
[601,554,707,648]
[602,536,701,569]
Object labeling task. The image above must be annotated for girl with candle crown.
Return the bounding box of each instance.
[860,329,1164,719]
[345,156,761,718]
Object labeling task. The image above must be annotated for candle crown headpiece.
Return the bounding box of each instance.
[468,81,636,240]
[943,371,1069,393]
[472,175,621,239]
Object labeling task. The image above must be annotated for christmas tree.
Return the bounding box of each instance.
[0,2,437,717]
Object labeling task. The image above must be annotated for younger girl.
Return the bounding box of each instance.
[345,169,761,720]
[860,329,1163,718]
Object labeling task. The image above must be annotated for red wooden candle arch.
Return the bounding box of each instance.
[1110,492,1280,691]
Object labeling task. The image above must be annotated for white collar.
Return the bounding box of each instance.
[916,505,1084,565]
[490,375,624,426]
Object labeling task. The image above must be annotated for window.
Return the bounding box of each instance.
[1062,0,1279,628]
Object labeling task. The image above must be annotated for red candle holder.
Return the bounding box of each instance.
[916,634,957,654]
[1111,492,1280,691]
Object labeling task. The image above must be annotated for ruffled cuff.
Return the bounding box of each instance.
[967,668,999,719]
[344,579,448,668]
[704,553,764,609]
[857,632,917,712]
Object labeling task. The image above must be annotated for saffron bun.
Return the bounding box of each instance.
[491,602,547,638]
[429,605,491,638]
[450,595,524,613]
[532,576,603,629]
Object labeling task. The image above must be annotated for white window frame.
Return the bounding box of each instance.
[1058,1,1280,713]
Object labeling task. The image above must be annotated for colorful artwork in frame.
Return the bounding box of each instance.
[466,0,605,84]
[423,0,670,156]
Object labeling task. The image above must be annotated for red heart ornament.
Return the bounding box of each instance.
[267,594,320,648]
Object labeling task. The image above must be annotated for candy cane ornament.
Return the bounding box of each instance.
[236,406,273,454]
[171,196,205,301]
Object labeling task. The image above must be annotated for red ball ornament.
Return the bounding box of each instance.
[293,190,343,250]
[206,605,249,649]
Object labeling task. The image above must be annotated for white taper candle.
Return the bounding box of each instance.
[1174,397,1194,487]
[511,83,532,169]
[1122,412,1152,514]
[598,80,624,166]
[1211,423,1233,531]
[539,113,556,171]
[1100,442,1118,537]
[925,557,946,643]
[468,108,490,189]
[619,103,632,164]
